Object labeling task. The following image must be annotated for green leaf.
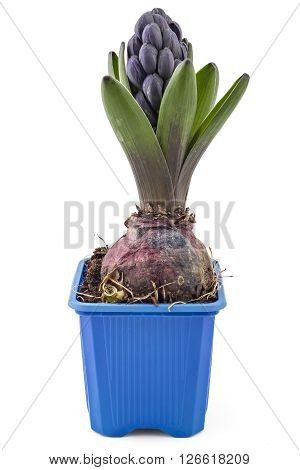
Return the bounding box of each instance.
[118,42,131,92]
[101,76,174,208]
[156,59,197,185]
[177,73,250,203]
[190,63,219,140]
[187,42,193,61]
[108,51,119,80]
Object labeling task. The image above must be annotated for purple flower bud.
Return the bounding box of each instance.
[151,8,172,24]
[180,42,188,59]
[142,23,163,50]
[174,59,181,69]
[163,78,170,93]
[170,31,183,60]
[126,55,146,88]
[152,8,167,18]
[134,12,154,39]
[135,91,157,126]
[157,48,175,80]
[127,9,188,126]
[127,35,142,58]
[139,43,158,74]
[162,28,173,48]
[152,13,169,33]
[181,41,188,51]
[169,21,182,41]
[142,73,163,111]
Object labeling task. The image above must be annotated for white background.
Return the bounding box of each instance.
[0,0,300,468]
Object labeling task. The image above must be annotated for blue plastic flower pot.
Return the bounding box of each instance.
[69,259,226,437]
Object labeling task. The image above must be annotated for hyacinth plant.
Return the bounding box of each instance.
[81,8,249,304]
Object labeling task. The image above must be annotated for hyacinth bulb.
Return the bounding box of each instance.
[126,8,189,127]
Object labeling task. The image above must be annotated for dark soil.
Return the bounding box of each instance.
[78,247,108,303]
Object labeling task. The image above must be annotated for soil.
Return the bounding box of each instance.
[78,247,108,303]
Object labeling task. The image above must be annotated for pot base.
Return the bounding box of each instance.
[80,314,212,438]
[69,259,226,437]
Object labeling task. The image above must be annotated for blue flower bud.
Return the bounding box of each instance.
[151,8,172,24]
[162,28,173,48]
[139,44,158,74]
[157,48,175,80]
[152,13,169,33]
[127,55,146,88]
[163,78,170,92]
[169,21,182,41]
[180,42,188,59]
[170,31,183,60]
[135,90,157,126]
[174,59,181,69]
[127,35,142,58]
[127,9,189,126]
[142,74,163,111]
[134,12,154,39]
[152,8,167,17]
[142,23,163,50]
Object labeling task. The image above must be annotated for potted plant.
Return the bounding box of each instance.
[69,7,249,437]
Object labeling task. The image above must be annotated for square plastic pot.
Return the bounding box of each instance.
[68,258,226,437]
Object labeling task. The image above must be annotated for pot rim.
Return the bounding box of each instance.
[68,258,226,316]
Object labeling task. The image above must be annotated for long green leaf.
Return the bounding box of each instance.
[177,73,249,203]
[108,51,119,80]
[118,42,131,92]
[101,76,174,208]
[156,59,196,186]
[190,63,219,140]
